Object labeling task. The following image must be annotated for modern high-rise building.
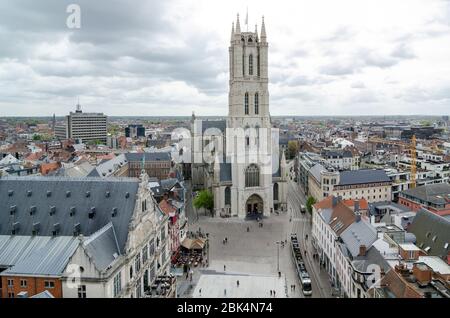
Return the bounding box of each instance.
[125,124,145,138]
[55,103,108,143]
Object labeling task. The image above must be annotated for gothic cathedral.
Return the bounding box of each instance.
[191,14,287,218]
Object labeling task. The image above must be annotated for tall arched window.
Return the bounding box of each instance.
[244,92,249,115]
[254,93,259,114]
[257,53,260,76]
[245,164,260,187]
[249,54,253,75]
[273,183,279,201]
[225,187,231,206]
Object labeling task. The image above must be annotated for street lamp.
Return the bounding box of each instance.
[275,241,280,272]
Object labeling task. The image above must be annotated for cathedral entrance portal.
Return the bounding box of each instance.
[246,194,264,219]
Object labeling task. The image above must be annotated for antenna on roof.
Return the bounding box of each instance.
[76,97,82,113]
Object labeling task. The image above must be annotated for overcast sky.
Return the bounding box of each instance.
[0,0,450,116]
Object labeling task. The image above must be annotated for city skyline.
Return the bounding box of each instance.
[0,0,450,117]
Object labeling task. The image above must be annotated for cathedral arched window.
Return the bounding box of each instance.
[257,52,260,76]
[244,92,249,115]
[254,93,259,114]
[225,187,231,206]
[249,54,253,75]
[245,164,260,187]
[273,183,279,201]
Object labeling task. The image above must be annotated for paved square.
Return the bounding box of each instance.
[189,213,305,298]
[193,272,286,298]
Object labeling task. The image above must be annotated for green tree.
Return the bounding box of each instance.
[193,190,214,216]
[287,140,299,160]
[32,134,42,141]
[306,196,316,214]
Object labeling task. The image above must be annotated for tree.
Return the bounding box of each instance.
[287,140,299,160]
[32,134,42,141]
[306,196,316,215]
[193,190,214,216]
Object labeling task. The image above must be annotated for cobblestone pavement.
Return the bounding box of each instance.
[180,212,305,298]
[178,180,335,298]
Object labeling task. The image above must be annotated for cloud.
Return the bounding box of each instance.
[0,0,449,116]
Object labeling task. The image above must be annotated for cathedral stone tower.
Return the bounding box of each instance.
[227,14,274,218]
[191,14,287,219]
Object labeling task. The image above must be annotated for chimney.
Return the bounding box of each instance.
[412,263,432,287]
[354,200,359,214]
[358,244,367,256]
[332,196,338,207]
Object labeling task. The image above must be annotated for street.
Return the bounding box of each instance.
[178,179,335,298]
[287,179,334,298]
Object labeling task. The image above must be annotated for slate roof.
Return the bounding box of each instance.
[309,163,325,183]
[30,290,55,298]
[83,222,120,271]
[401,183,450,206]
[338,169,391,186]
[200,120,226,133]
[87,154,127,178]
[351,245,391,275]
[0,176,139,253]
[409,208,450,262]
[0,235,79,276]
[340,219,378,257]
[125,152,171,162]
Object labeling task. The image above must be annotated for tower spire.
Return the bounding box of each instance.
[255,24,258,40]
[260,15,266,42]
[235,13,241,34]
[231,21,235,41]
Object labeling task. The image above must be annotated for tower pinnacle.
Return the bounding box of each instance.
[231,21,235,41]
[260,16,266,41]
[235,13,241,33]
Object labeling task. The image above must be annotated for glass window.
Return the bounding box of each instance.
[245,164,260,187]
[44,281,55,288]
[78,285,87,298]
[225,187,231,206]
[244,93,249,115]
[254,93,259,114]
[113,272,122,297]
[135,253,141,273]
[249,54,253,75]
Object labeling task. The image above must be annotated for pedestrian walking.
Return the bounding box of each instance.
[293,284,296,291]
[237,280,240,287]
[270,290,272,296]
[247,226,250,232]
[225,237,228,244]
[224,289,227,296]
[199,288,202,296]
[224,265,226,271]
[273,290,276,297]
[278,271,281,278]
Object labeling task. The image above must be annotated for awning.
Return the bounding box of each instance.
[181,238,206,250]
